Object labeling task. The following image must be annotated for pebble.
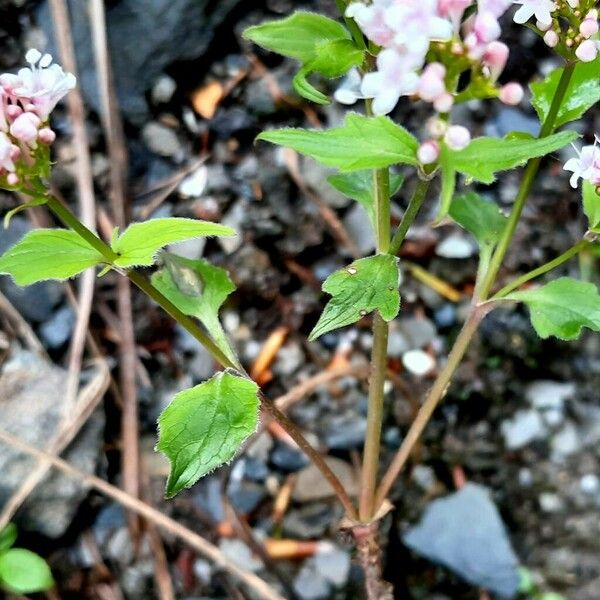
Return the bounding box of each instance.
[312,542,351,587]
[218,539,263,573]
[402,349,435,376]
[270,443,309,472]
[293,562,330,600]
[193,559,212,585]
[579,474,600,496]
[321,413,367,450]
[142,122,185,158]
[551,422,581,459]
[273,341,304,377]
[436,233,475,259]
[411,464,437,492]
[399,317,437,349]
[219,200,246,254]
[284,503,339,540]
[39,305,75,348]
[151,74,177,104]
[539,492,565,513]
[292,458,358,503]
[402,483,520,599]
[501,409,547,450]
[342,204,376,254]
[178,165,208,198]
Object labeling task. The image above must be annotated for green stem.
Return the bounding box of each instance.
[478,62,576,299]
[389,178,430,256]
[335,0,367,50]
[374,168,391,253]
[492,239,591,299]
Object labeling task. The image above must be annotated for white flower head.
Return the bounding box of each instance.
[512,0,557,27]
[12,49,76,120]
[563,137,600,188]
[333,69,365,106]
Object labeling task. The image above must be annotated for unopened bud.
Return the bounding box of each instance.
[433,92,454,113]
[426,117,448,138]
[575,39,599,62]
[543,30,559,47]
[6,105,22,120]
[483,41,509,81]
[38,127,56,145]
[417,140,440,164]
[6,173,19,186]
[418,64,446,101]
[499,82,524,105]
[444,125,471,151]
[9,112,40,144]
[580,18,599,38]
[536,20,551,31]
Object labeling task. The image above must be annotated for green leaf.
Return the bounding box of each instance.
[152,253,237,365]
[531,57,600,128]
[0,229,103,286]
[506,278,600,340]
[0,524,17,553]
[328,170,404,226]
[0,549,54,594]
[583,181,600,231]
[293,66,330,105]
[258,113,418,172]
[449,192,508,248]
[309,254,401,340]
[112,218,235,268]
[446,131,578,184]
[3,198,47,228]
[156,372,260,497]
[243,11,349,62]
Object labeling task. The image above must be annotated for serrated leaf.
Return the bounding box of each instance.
[309,254,401,340]
[243,11,349,62]
[112,218,235,268]
[258,113,418,172]
[328,170,404,226]
[506,278,600,340]
[152,253,237,365]
[0,549,54,594]
[449,192,508,248]
[583,181,600,231]
[156,372,260,497]
[446,131,578,184]
[0,525,17,553]
[0,229,103,286]
[531,58,600,128]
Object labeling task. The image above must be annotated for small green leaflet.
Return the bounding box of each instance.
[243,11,349,62]
[0,229,103,286]
[0,549,54,594]
[0,525,17,553]
[582,181,600,231]
[243,11,363,105]
[328,170,404,227]
[111,218,234,268]
[449,193,508,248]
[531,58,600,128]
[152,254,237,365]
[506,278,600,340]
[445,131,578,184]
[258,113,418,172]
[309,254,401,341]
[156,372,260,498]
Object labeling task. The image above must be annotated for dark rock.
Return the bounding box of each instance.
[227,480,266,514]
[284,503,341,539]
[270,442,309,472]
[321,413,367,450]
[37,0,242,123]
[402,483,520,599]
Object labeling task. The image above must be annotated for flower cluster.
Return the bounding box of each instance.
[0,49,75,189]
[564,136,600,189]
[343,0,525,118]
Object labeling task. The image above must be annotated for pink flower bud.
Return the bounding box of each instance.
[38,127,56,144]
[575,39,599,62]
[444,125,471,151]
[6,105,22,120]
[483,41,509,81]
[433,92,454,112]
[536,20,551,31]
[418,64,446,102]
[9,112,40,144]
[426,117,448,138]
[473,12,501,43]
[417,140,440,164]
[586,9,598,19]
[580,18,599,38]
[543,30,559,47]
[499,82,524,105]
[6,173,19,186]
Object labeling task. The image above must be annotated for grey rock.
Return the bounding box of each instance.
[39,306,75,348]
[343,204,376,254]
[151,75,177,105]
[580,474,600,496]
[142,122,185,159]
[0,218,62,322]
[271,443,309,472]
[436,233,475,259]
[486,107,540,138]
[403,483,520,599]
[218,539,263,573]
[292,457,358,503]
[284,503,340,539]
[551,421,581,459]
[322,413,367,450]
[539,492,565,513]
[526,380,575,411]
[501,409,547,450]
[398,317,437,350]
[293,562,330,600]
[273,341,304,377]
[313,542,351,587]
[0,349,104,537]
[37,0,242,123]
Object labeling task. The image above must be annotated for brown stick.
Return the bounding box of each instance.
[0,429,285,600]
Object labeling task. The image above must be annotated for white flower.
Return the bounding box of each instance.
[333,69,365,106]
[361,48,421,115]
[563,138,600,188]
[512,0,556,27]
[346,1,396,47]
[12,49,76,120]
[0,131,16,172]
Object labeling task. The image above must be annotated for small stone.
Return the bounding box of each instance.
[106,527,135,565]
[551,421,580,459]
[342,204,376,254]
[436,233,475,259]
[270,443,309,472]
[525,380,575,411]
[313,542,351,587]
[402,349,435,376]
[193,559,212,584]
[293,562,330,600]
[219,200,246,254]
[398,317,437,349]
[178,165,208,198]
[501,409,547,450]
[539,492,564,513]
[273,342,304,377]
[580,474,600,496]
[322,414,367,450]
[292,457,358,503]
[142,122,184,158]
[411,465,437,492]
[284,503,340,540]
[152,75,177,104]
[219,539,263,573]
[39,306,75,348]
[387,326,410,358]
